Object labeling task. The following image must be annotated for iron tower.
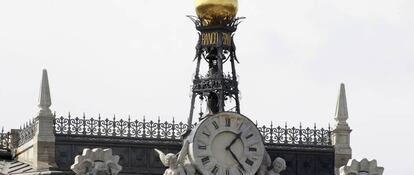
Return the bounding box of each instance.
[186,16,245,127]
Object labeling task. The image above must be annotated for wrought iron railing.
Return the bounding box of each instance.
[54,115,190,140]
[0,127,11,151]
[54,114,332,146]
[1,119,37,150]
[258,123,331,146]
[18,119,37,147]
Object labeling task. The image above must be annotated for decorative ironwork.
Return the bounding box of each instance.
[187,15,245,31]
[192,74,238,94]
[54,115,331,146]
[258,122,332,146]
[18,119,37,147]
[0,127,11,151]
[54,115,191,140]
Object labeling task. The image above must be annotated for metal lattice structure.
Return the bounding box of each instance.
[185,17,246,130]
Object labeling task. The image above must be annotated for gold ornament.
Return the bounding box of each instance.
[195,0,238,26]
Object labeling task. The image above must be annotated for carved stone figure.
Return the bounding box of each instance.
[71,148,122,175]
[269,157,287,175]
[256,151,286,175]
[154,140,195,175]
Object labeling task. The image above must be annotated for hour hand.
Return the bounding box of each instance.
[226,132,241,150]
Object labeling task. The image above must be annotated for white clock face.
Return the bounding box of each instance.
[189,112,265,175]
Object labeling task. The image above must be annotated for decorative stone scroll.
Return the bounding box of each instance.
[71,148,122,175]
[340,159,384,175]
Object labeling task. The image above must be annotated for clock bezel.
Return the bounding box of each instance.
[188,112,265,175]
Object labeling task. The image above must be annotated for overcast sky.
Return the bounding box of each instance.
[0,0,413,174]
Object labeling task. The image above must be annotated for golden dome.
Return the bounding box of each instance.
[195,0,238,26]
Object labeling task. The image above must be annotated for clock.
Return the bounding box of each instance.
[188,112,265,175]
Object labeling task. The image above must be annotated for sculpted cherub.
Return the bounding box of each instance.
[154,140,195,175]
[256,152,287,175]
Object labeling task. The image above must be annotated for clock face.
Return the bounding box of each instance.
[189,112,265,175]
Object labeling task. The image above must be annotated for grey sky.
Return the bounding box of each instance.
[0,0,413,174]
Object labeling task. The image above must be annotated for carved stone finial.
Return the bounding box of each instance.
[335,83,349,128]
[340,159,384,175]
[38,69,52,116]
[71,148,122,175]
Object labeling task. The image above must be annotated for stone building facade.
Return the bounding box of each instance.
[0,70,372,175]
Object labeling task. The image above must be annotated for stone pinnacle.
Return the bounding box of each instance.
[38,69,52,116]
[335,83,349,126]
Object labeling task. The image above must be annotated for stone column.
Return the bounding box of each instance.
[32,69,57,170]
[332,83,352,175]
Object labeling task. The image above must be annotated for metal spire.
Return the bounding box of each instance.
[38,69,52,116]
[335,83,349,127]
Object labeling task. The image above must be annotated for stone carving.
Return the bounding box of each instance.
[154,140,195,175]
[257,151,286,175]
[340,159,384,175]
[270,157,287,175]
[71,148,122,175]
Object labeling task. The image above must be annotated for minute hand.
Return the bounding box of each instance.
[228,148,246,172]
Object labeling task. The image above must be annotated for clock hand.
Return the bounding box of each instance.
[225,132,242,150]
[228,148,246,172]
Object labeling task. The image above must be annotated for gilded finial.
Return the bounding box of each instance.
[195,0,238,26]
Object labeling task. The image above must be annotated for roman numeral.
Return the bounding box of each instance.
[198,145,207,150]
[238,122,244,131]
[238,167,244,174]
[212,121,219,129]
[202,132,210,137]
[226,169,230,175]
[211,165,219,175]
[245,133,254,139]
[249,147,257,152]
[245,158,254,166]
[201,157,210,165]
[225,118,231,127]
